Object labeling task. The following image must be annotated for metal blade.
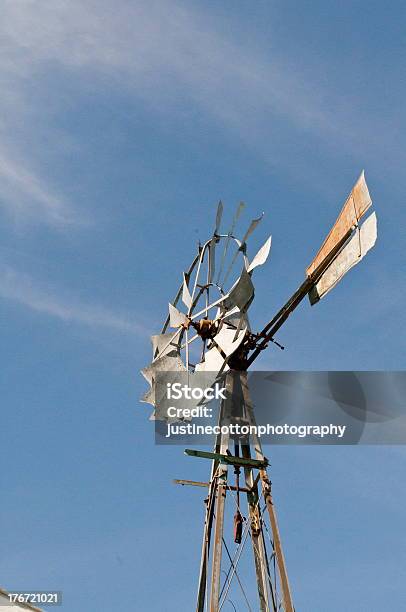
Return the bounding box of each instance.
[241,212,264,244]
[215,200,223,234]
[208,237,216,284]
[140,385,155,406]
[309,212,377,305]
[182,275,193,310]
[223,267,255,312]
[151,332,179,359]
[195,346,228,373]
[206,202,224,287]
[141,352,186,386]
[307,171,372,277]
[222,213,264,287]
[169,302,188,328]
[213,324,247,357]
[223,308,251,332]
[216,201,245,284]
[141,353,187,421]
[247,235,272,273]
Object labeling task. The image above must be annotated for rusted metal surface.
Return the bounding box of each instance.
[310,211,377,304]
[260,471,294,612]
[241,442,272,612]
[239,373,275,612]
[306,171,372,277]
[185,448,268,469]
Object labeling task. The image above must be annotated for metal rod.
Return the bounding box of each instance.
[174,479,251,493]
[240,372,290,612]
[260,470,294,612]
[246,226,354,367]
[209,374,233,611]
[185,449,268,469]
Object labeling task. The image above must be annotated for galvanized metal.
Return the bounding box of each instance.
[247,235,272,273]
[213,323,247,357]
[151,332,179,358]
[224,267,254,312]
[168,302,189,328]
[182,274,193,310]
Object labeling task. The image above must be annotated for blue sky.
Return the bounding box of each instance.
[0,1,405,610]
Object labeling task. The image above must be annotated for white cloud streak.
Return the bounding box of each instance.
[0,148,75,225]
[0,0,380,227]
[0,263,144,335]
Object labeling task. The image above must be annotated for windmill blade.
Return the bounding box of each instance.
[241,212,264,244]
[213,323,247,357]
[207,201,224,285]
[215,200,223,234]
[216,201,245,284]
[247,235,272,273]
[222,213,264,287]
[309,212,377,305]
[169,302,188,328]
[182,275,193,310]
[162,252,200,333]
[195,346,229,373]
[246,172,377,368]
[140,385,155,406]
[190,267,254,322]
[151,332,180,359]
[207,237,216,285]
[141,353,187,420]
[222,307,251,332]
[306,171,371,278]
[141,352,186,386]
[223,267,255,312]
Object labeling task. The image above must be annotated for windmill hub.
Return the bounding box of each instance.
[191,317,219,340]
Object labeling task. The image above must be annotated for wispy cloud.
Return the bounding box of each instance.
[0,0,388,227]
[0,263,145,335]
[0,0,403,231]
[0,148,76,226]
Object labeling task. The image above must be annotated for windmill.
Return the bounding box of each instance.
[141,172,377,611]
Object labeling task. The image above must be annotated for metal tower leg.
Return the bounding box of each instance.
[196,374,233,612]
[240,372,294,612]
[241,440,273,611]
[196,457,219,612]
[209,438,228,611]
[193,371,294,612]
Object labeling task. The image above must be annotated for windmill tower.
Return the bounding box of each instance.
[141,172,377,611]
